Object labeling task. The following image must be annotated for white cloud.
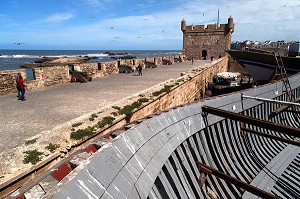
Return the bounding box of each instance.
[85,0,101,6]
[43,12,74,23]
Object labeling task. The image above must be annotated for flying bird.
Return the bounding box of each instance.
[114,37,119,39]
[137,37,141,39]
[88,16,96,18]
[162,30,165,33]
[110,27,114,29]
[14,42,25,45]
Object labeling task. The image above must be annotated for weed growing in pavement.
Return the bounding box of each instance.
[45,143,60,153]
[152,84,175,97]
[70,116,116,140]
[116,97,150,122]
[23,150,44,165]
[70,126,94,140]
[118,102,141,122]
[25,139,37,145]
[112,106,121,110]
[98,116,115,128]
[72,122,83,128]
[176,78,184,83]
[111,112,119,116]
[138,97,149,103]
[89,114,98,121]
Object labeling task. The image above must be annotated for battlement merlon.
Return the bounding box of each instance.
[181,16,234,33]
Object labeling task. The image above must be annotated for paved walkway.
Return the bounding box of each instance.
[0,60,209,152]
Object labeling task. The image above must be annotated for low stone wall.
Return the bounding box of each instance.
[0,69,26,95]
[0,55,185,95]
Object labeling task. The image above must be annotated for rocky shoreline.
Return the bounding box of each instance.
[20,56,97,68]
[20,52,137,68]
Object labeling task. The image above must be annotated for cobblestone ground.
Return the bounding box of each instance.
[0,60,209,152]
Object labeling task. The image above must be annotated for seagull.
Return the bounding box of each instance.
[110,27,114,29]
[14,42,25,45]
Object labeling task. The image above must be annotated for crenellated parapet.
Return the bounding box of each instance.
[181,16,234,33]
[183,23,230,32]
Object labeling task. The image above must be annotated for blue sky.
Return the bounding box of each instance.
[0,0,299,50]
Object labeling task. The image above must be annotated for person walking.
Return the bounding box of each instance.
[16,76,27,101]
[192,57,194,65]
[16,73,22,99]
[138,64,142,76]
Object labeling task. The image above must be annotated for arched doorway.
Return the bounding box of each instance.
[202,50,207,60]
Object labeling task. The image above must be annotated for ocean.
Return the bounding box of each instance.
[0,50,182,71]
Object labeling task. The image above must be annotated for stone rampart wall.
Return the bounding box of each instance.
[0,55,185,95]
[131,57,228,120]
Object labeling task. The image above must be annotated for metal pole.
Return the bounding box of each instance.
[198,163,280,199]
[242,94,300,107]
[201,105,300,138]
[241,127,300,147]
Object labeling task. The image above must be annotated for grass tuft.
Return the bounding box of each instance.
[112,106,121,110]
[70,127,94,140]
[25,139,37,145]
[152,84,175,97]
[23,150,44,165]
[89,113,98,121]
[118,101,142,122]
[72,122,82,127]
[98,116,115,128]
[45,143,60,153]
[138,97,149,103]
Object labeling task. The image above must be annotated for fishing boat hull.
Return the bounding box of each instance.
[227,49,300,82]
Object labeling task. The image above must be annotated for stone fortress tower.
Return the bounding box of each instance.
[181,16,234,60]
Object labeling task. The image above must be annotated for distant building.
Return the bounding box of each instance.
[181,16,234,60]
[231,40,294,56]
[288,42,300,57]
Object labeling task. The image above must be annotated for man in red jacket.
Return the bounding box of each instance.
[16,76,27,101]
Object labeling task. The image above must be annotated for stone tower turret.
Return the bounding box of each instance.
[181,18,186,31]
[227,16,234,31]
[181,16,234,60]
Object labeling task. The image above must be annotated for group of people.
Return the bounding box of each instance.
[16,73,27,101]
[135,64,143,76]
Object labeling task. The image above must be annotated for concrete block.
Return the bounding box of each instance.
[134,120,157,141]
[110,135,137,164]
[146,117,165,134]
[105,165,141,198]
[39,175,59,193]
[70,152,92,167]
[53,168,106,199]
[85,143,127,189]
[24,184,45,199]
